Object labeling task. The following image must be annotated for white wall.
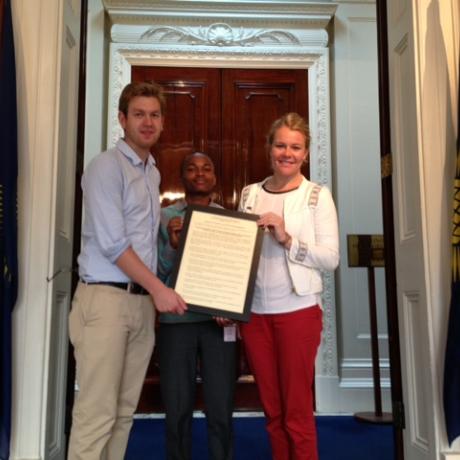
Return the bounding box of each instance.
[331,0,391,412]
[84,0,109,166]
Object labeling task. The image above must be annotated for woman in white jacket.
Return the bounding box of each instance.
[239,113,339,460]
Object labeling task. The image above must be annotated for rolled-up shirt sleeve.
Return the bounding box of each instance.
[82,155,130,263]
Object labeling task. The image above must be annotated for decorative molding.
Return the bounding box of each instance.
[103,0,338,28]
[111,23,329,47]
[139,24,301,47]
[310,52,331,186]
[107,44,329,145]
[356,332,390,340]
[315,374,392,413]
[339,377,391,389]
[347,16,377,23]
[319,271,336,375]
[45,291,69,458]
[340,357,391,368]
[104,0,336,47]
[105,0,339,389]
[402,290,430,452]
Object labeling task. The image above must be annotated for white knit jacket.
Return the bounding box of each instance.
[239,176,339,296]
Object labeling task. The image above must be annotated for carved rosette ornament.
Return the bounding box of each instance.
[140,23,301,47]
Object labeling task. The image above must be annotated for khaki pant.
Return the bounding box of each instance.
[67,282,155,460]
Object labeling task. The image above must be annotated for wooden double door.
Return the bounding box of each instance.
[133,66,309,412]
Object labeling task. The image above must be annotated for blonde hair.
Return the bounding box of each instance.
[266,112,310,149]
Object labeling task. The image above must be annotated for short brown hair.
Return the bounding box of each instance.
[266,112,310,149]
[118,81,166,116]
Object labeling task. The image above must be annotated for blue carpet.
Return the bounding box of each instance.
[126,415,394,459]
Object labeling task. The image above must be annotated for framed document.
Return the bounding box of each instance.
[170,204,263,322]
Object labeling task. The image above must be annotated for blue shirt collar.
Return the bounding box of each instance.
[116,138,156,168]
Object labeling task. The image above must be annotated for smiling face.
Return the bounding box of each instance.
[269,125,308,181]
[181,153,216,197]
[118,95,164,161]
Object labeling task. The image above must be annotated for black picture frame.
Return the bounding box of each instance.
[170,204,263,322]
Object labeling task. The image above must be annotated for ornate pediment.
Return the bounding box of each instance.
[139,23,301,47]
[103,0,337,25]
[103,0,337,47]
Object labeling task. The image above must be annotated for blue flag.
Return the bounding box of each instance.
[443,70,460,446]
[0,0,18,458]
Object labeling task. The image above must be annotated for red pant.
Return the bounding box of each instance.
[240,306,322,460]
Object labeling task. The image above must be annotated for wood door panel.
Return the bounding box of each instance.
[132,66,221,206]
[131,66,308,413]
[222,69,308,209]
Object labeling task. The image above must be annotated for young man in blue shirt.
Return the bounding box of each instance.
[68,81,186,460]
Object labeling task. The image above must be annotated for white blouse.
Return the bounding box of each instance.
[251,186,321,314]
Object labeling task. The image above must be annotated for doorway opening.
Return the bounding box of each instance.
[69,1,404,458]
